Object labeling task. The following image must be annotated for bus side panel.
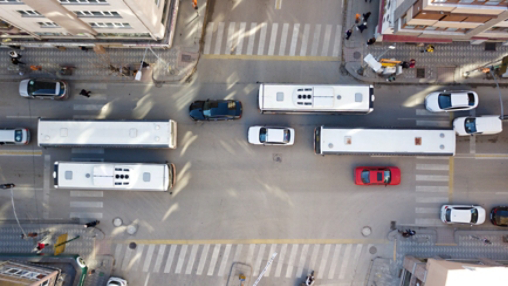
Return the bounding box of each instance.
[258,84,264,113]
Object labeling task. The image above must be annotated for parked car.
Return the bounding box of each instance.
[425,90,478,112]
[453,115,503,136]
[354,166,401,186]
[19,79,68,100]
[0,128,30,145]
[490,206,508,227]
[189,99,242,121]
[248,126,295,145]
[107,277,127,286]
[440,205,486,225]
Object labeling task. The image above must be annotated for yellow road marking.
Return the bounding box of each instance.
[448,157,454,202]
[472,154,508,158]
[0,150,42,156]
[202,54,340,62]
[112,238,388,245]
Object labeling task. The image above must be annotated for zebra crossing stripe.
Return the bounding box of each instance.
[246,23,257,55]
[132,244,145,271]
[121,246,134,271]
[309,244,320,269]
[338,244,352,280]
[233,244,244,262]
[289,24,300,56]
[142,244,155,272]
[185,244,199,274]
[416,186,448,193]
[207,244,221,276]
[416,175,449,181]
[274,244,287,278]
[204,23,214,54]
[300,24,310,56]
[175,245,187,274]
[114,244,123,268]
[328,244,341,279]
[317,244,331,279]
[321,24,332,56]
[253,244,266,276]
[279,23,289,56]
[226,22,236,55]
[285,244,299,278]
[416,164,448,171]
[268,23,279,56]
[332,25,341,57]
[257,23,268,55]
[196,244,210,275]
[217,244,232,276]
[152,245,166,273]
[264,244,277,277]
[296,244,309,278]
[214,22,225,55]
[164,245,177,273]
[310,24,321,56]
[236,23,247,55]
[351,244,364,276]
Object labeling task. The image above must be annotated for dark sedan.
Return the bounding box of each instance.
[189,100,242,121]
[490,206,508,227]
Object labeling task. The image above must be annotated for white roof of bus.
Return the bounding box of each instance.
[320,128,455,155]
[56,162,168,190]
[259,84,372,111]
[38,120,173,147]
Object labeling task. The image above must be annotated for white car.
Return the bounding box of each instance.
[248,126,295,145]
[453,115,503,136]
[107,277,128,286]
[440,205,486,225]
[425,90,478,112]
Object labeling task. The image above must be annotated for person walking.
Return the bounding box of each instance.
[409,59,416,68]
[79,89,91,98]
[9,51,21,60]
[366,37,376,46]
[84,220,100,228]
[363,12,371,22]
[21,232,38,239]
[355,13,361,24]
[345,29,352,40]
[356,22,368,33]
[11,58,24,65]
[35,242,48,253]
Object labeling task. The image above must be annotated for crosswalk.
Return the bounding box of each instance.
[415,109,450,128]
[112,242,374,283]
[203,22,342,58]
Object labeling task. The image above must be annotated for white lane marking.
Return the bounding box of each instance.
[416,186,448,193]
[153,245,166,273]
[70,201,103,208]
[267,23,279,56]
[415,218,442,225]
[257,23,268,55]
[235,22,246,55]
[131,244,145,271]
[278,23,289,55]
[349,244,363,277]
[264,244,277,277]
[114,244,124,268]
[416,109,449,116]
[470,135,476,154]
[71,148,104,154]
[207,244,221,276]
[164,245,177,273]
[317,244,331,279]
[74,83,108,90]
[214,22,225,55]
[204,23,214,54]
[289,24,300,56]
[327,244,341,279]
[321,24,332,56]
[226,22,236,55]
[416,175,449,181]
[416,207,438,214]
[332,24,342,57]
[296,244,309,278]
[196,244,210,275]
[416,120,450,127]
[70,191,103,197]
[253,244,266,276]
[246,244,256,266]
[246,23,257,55]
[73,104,105,111]
[275,0,282,9]
[416,164,448,171]
[185,244,199,274]
[285,244,299,278]
[69,212,102,219]
[274,244,287,278]
[174,245,187,274]
[309,244,320,270]
[299,24,310,56]
[143,274,150,286]
[233,244,244,262]
[218,244,232,276]
[143,244,155,272]
[416,197,448,203]
[121,246,134,270]
[310,24,321,56]
[338,244,352,280]
[43,155,51,219]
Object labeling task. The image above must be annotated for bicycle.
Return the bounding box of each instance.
[470,235,492,245]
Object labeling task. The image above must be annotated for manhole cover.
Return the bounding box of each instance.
[361,226,372,237]
[181,54,192,62]
[129,242,137,249]
[485,42,496,51]
[126,225,138,235]
[353,51,361,59]
[273,154,282,163]
[369,246,377,254]
[416,68,425,78]
[113,217,123,227]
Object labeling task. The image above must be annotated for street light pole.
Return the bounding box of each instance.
[488,69,506,120]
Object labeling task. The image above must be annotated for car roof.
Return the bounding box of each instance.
[266,128,285,142]
[210,100,240,116]
[450,208,473,223]
[449,93,469,107]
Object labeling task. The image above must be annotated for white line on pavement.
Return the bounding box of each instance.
[415,218,442,225]
[267,23,278,56]
[246,23,257,55]
[338,244,352,280]
[299,24,310,56]
[289,24,300,56]
[416,156,450,160]
[121,246,134,271]
[274,244,286,278]
[207,244,221,276]
[131,244,145,271]
[225,22,236,55]
[69,212,102,219]
[321,24,332,56]
[416,186,448,193]
[214,22,225,55]
[152,244,166,273]
[253,244,266,276]
[73,104,105,111]
[5,115,38,119]
[285,244,299,278]
[142,244,155,272]
[235,22,246,55]
[246,244,256,266]
[164,245,177,273]
[310,24,321,56]
[296,244,309,278]
[196,244,210,275]
[317,244,331,279]
[174,245,187,274]
[217,244,232,276]
[415,175,449,181]
[264,244,277,277]
[278,23,289,56]
[233,244,244,263]
[416,109,449,116]
[332,25,341,57]
[185,244,199,274]
[416,120,450,127]
[143,274,150,286]
[309,244,320,270]
[257,23,268,55]
[416,197,448,203]
[114,244,124,268]
[328,244,341,279]
[204,23,214,54]
[70,201,103,208]
[416,164,448,171]
[70,191,103,197]
[415,207,438,214]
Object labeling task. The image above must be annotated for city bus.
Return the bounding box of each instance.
[258,84,374,114]
[53,161,176,191]
[314,127,455,156]
[37,119,177,149]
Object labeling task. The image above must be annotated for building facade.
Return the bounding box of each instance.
[0,260,60,286]
[377,0,508,43]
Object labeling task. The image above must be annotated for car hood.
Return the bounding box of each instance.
[389,167,401,185]
[19,79,30,97]
[453,117,467,135]
[425,93,441,111]
[248,126,262,144]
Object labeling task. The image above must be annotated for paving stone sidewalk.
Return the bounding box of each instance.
[343,0,508,85]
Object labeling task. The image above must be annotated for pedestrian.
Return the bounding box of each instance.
[79,46,89,52]
[11,58,24,65]
[79,89,91,98]
[355,13,361,24]
[30,65,42,71]
[421,44,434,53]
[345,29,352,40]
[140,61,150,69]
[192,0,198,10]
[21,232,38,239]
[385,75,396,82]
[363,12,371,22]
[9,50,21,60]
[366,37,376,46]
[356,22,367,33]
[409,59,416,68]
[84,220,100,228]
[401,61,410,69]
[36,242,48,253]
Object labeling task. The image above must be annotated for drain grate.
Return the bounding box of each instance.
[353,51,361,59]
[273,153,282,163]
[416,68,425,78]
[485,42,496,51]
[181,54,192,62]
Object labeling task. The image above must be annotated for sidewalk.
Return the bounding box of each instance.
[343,0,508,85]
[0,0,206,84]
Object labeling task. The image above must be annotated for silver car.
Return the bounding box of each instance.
[19,79,68,100]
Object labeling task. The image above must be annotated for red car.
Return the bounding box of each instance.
[355,166,401,186]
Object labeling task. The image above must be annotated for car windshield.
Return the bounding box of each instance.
[284,130,290,143]
[259,128,267,143]
[464,117,476,134]
[468,93,475,106]
[27,80,57,96]
[383,170,391,183]
[437,94,452,109]
[470,208,479,223]
[361,170,370,184]
[14,130,22,142]
[202,101,218,117]
[445,208,451,222]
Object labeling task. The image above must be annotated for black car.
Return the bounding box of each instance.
[189,100,242,121]
[490,206,508,227]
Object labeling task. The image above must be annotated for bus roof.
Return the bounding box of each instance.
[319,128,455,156]
[259,84,373,112]
[54,162,169,191]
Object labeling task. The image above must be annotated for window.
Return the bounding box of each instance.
[38,22,59,28]
[90,22,130,28]
[74,11,120,17]
[361,170,370,184]
[259,128,267,143]
[17,10,42,16]
[464,118,477,134]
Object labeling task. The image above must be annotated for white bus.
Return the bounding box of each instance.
[53,161,176,191]
[258,84,374,114]
[38,119,177,149]
[314,127,455,156]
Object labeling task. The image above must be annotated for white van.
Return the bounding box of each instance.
[453,115,503,136]
[0,128,30,145]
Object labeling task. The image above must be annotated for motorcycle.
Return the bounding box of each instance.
[301,271,315,286]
